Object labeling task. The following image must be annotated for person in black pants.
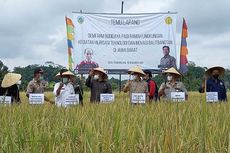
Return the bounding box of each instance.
[70,75,84,105]
[0,73,22,104]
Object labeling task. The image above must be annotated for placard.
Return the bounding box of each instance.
[171,92,185,102]
[100,94,115,103]
[64,94,79,105]
[0,96,11,104]
[206,92,218,102]
[29,94,44,104]
[131,93,146,104]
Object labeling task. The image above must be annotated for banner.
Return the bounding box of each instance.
[72,13,177,73]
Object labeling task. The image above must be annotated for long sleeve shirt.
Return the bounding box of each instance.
[86,76,112,102]
[199,78,227,101]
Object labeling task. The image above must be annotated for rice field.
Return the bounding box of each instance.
[0,92,229,153]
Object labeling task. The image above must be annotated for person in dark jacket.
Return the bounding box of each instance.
[199,66,227,101]
[70,75,84,105]
[86,67,112,103]
[0,73,21,103]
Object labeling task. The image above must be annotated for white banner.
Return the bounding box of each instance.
[72,13,177,72]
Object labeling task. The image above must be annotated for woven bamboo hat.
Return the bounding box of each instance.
[163,67,181,77]
[56,70,74,77]
[128,66,146,76]
[1,73,22,88]
[205,66,225,76]
[93,67,107,76]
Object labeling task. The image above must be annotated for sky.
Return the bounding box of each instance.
[0,0,230,71]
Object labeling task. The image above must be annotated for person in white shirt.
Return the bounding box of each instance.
[53,70,75,107]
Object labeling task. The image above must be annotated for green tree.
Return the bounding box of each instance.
[13,64,64,90]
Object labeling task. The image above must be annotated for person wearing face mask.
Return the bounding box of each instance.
[123,66,149,103]
[158,67,188,101]
[86,67,112,103]
[26,67,53,103]
[0,73,21,103]
[53,70,75,107]
[143,70,158,102]
[199,66,227,101]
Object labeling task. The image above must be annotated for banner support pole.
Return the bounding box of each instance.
[121,1,124,14]
[118,1,124,93]
[119,74,122,93]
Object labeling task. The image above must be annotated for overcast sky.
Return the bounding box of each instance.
[1,0,229,71]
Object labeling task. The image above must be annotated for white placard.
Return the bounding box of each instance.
[64,94,79,105]
[100,94,115,103]
[206,92,218,102]
[0,96,11,104]
[171,92,185,102]
[131,93,146,104]
[29,94,44,104]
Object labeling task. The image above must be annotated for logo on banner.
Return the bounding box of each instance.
[165,16,173,25]
[78,16,84,24]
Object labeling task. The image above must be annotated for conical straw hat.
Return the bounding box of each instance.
[1,73,22,88]
[93,67,107,75]
[56,70,74,77]
[205,66,225,76]
[128,66,146,76]
[163,67,181,77]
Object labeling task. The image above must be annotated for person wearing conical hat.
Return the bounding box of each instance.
[26,67,53,103]
[123,66,149,102]
[86,67,112,102]
[53,69,75,107]
[199,66,227,101]
[0,73,21,103]
[158,67,188,101]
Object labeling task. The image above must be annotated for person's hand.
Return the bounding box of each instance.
[89,69,94,76]
[201,82,205,88]
[124,80,131,87]
[161,84,166,90]
[41,80,48,87]
[123,80,131,92]
[59,82,64,88]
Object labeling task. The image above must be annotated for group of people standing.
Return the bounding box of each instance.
[0,64,227,105]
[123,66,188,102]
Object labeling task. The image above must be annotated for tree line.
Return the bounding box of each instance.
[0,60,229,91]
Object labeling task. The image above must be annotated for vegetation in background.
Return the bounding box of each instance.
[1,60,230,91]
